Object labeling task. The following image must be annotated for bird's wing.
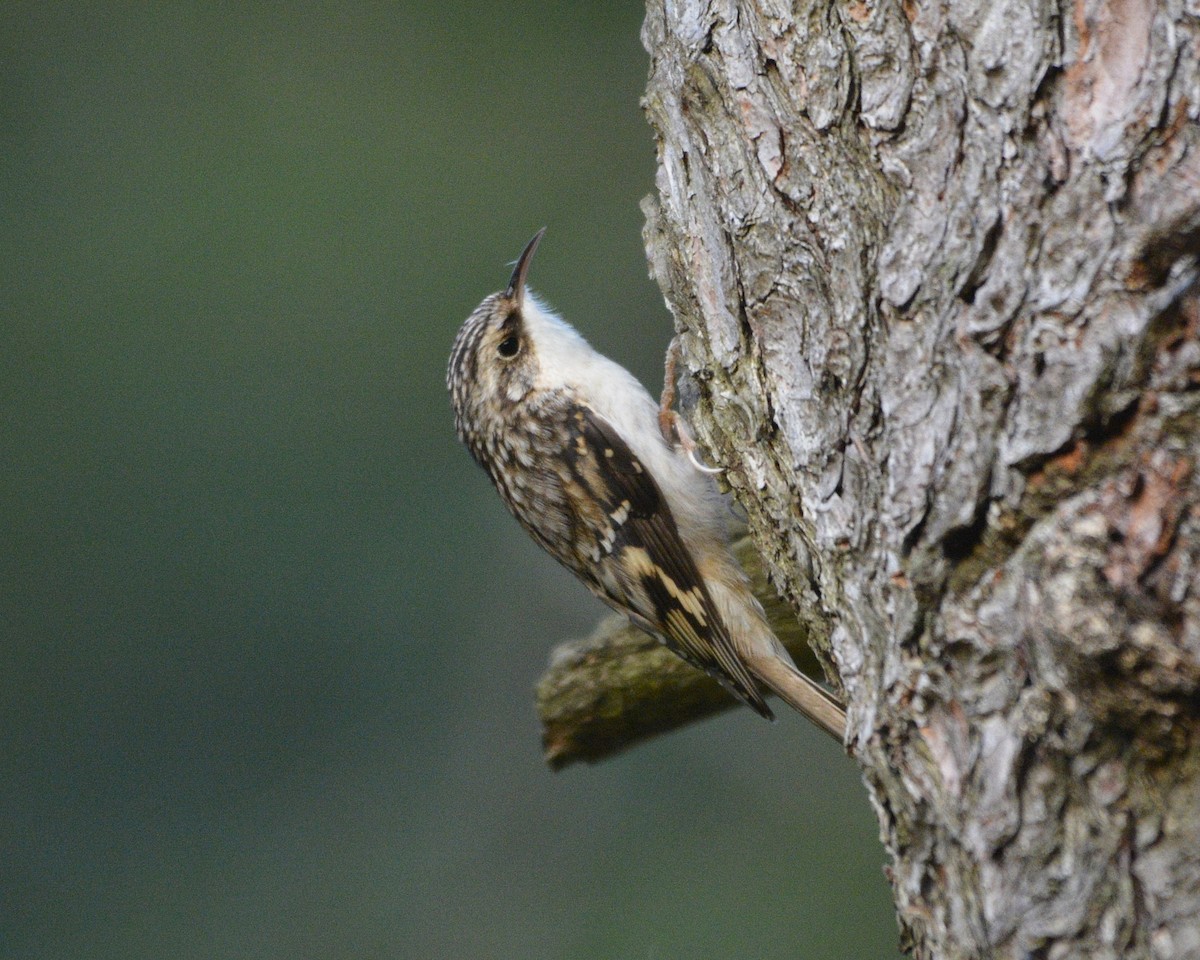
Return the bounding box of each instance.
[554,401,772,718]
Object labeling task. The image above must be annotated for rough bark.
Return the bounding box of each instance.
[634,0,1200,957]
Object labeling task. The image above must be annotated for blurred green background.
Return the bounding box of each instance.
[1,3,900,958]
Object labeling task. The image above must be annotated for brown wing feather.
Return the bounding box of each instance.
[559,402,772,718]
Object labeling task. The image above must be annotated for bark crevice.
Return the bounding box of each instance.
[638,0,1200,955]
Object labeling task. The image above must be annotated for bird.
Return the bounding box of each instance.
[447,229,846,739]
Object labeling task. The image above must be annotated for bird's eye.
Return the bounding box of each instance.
[497,335,520,358]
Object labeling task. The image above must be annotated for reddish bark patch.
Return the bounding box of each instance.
[846,0,871,23]
[1099,452,1192,590]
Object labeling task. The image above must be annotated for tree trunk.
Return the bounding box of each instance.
[638,0,1200,956]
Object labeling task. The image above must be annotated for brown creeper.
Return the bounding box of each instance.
[447,230,846,739]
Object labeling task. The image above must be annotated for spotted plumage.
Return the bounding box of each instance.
[447,230,846,737]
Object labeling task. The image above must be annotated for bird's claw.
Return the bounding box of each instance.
[659,338,724,475]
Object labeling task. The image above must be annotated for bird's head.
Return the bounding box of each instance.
[448,228,554,429]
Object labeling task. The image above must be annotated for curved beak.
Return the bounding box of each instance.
[504,227,546,308]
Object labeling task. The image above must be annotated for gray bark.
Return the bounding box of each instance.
[638,0,1200,957]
